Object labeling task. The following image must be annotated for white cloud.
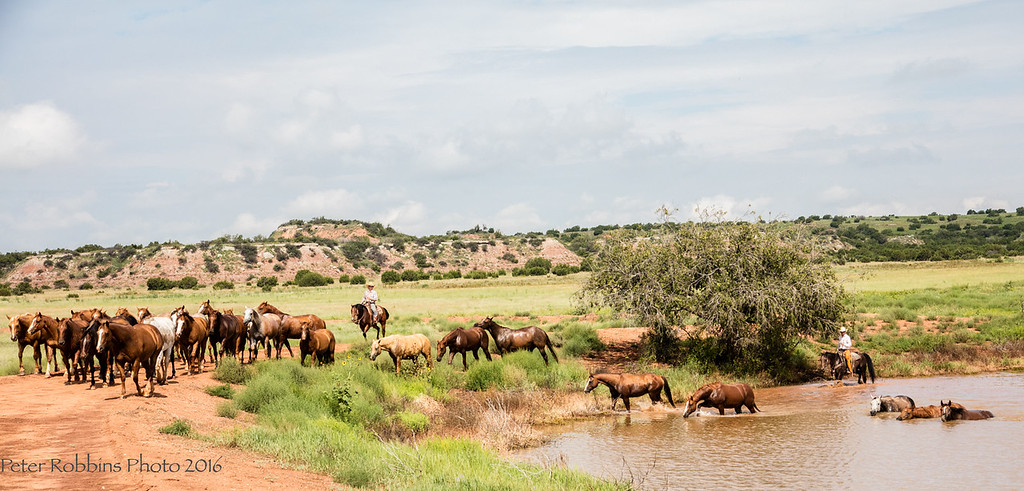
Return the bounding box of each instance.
[285,188,362,217]
[819,185,856,203]
[492,203,545,231]
[330,125,365,150]
[221,160,270,183]
[0,102,86,168]
[225,213,283,237]
[376,201,428,234]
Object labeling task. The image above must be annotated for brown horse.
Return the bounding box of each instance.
[198,300,246,364]
[299,321,335,367]
[940,400,994,421]
[243,306,284,361]
[436,327,492,370]
[95,319,163,398]
[115,307,139,325]
[473,317,559,365]
[370,334,432,374]
[351,303,389,339]
[682,382,759,417]
[256,301,325,356]
[8,313,44,375]
[56,317,88,384]
[27,313,65,377]
[171,307,209,374]
[584,372,676,413]
[897,405,942,420]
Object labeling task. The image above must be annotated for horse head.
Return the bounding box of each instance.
[174,310,190,338]
[95,320,112,354]
[939,400,954,421]
[369,339,382,361]
[299,321,312,341]
[137,307,152,321]
[584,374,601,394]
[870,396,882,416]
[198,300,212,316]
[243,307,256,326]
[683,384,717,418]
[351,304,363,323]
[436,335,448,361]
[27,312,44,335]
[896,407,915,421]
[473,317,496,331]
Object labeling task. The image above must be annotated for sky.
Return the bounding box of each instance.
[1,1,1022,252]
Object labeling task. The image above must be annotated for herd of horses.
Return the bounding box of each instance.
[6,304,996,423]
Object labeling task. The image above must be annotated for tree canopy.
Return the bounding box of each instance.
[579,211,847,375]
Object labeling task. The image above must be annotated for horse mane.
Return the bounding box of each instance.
[695,382,723,392]
[592,368,617,375]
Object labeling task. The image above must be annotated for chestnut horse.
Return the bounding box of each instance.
[56,317,89,384]
[473,317,559,365]
[682,382,759,417]
[351,303,389,340]
[95,319,163,398]
[871,395,915,416]
[199,300,246,365]
[896,405,942,420]
[256,301,325,354]
[171,307,209,374]
[370,334,432,374]
[940,400,994,421]
[8,313,44,375]
[299,321,335,367]
[584,372,675,413]
[243,306,284,361]
[436,327,492,370]
[27,313,66,377]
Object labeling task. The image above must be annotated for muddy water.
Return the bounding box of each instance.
[516,373,1024,489]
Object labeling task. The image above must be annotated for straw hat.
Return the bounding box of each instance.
[366,281,375,287]
[839,326,847,332]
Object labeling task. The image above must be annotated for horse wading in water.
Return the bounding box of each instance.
[820,350,876,384]
[871,395,915,415]
[584,372,675,413]
[940,400,994,421]
[897,405,942,420]
[473,317,558,365]
[436,327,492,370]
[682,382,759,417]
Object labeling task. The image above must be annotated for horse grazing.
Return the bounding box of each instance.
[8,313,44,375]
[299,321,335,367]
[256,301,324,356]
[871,395,915,416]
[584,372,675,413]
[940,400,994,421]
[436,327,492,370]
[27,313,65,377]
[896,405,942,420]
[199,300,246,365]
[473,317,559,365]
[370,334,432,374]
[682,382,759,418]
[351,303,389,339]
[95,319,163,398]
[820,350,876,384]
[56,317,89,384]
[244,307,284,361]
[171,307,209,374]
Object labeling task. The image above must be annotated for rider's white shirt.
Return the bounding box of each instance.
[838,334,852,350]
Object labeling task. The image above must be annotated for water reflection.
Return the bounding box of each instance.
[517,373,1024,489]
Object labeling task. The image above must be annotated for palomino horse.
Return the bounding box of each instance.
[256,301,325,356]
[56,317,89,384]
[436,327,492,370]
[299,321,335,367]
[473,317,559,365]
[171,307,209,374]
[871,395,915,416]
[897,405,942,420]
[134,307,176,383]
[820,350,876,384]
[682,382,759,417]
[95,318,163,398]
[27,313,66,377]
[199,300,246,365]
[940,400,994,421]
[370,334,432,374]
[584,372,675,413]
[8,313,44,375]
[243,307,285,361]
[351,303,389,340]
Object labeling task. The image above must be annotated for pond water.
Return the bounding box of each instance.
[515,373,1024,489]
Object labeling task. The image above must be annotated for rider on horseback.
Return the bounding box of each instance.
[362,281,380,327]
[837,326,853,373]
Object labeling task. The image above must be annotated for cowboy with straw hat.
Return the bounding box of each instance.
[362,281,380,327]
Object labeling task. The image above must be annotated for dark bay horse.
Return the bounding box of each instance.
[871,395,915,415]
[56,317,88,384]
[199,300,246,365]
[299,321,335,367]
[473,317,559,365]
[79,316,115,388]
[821,350,876,384]
[682,382,759,417]
[940,400,994,421]
[95,319,163,398]
[584,372,675,413]
[351,303,389,340]
[8,313,44,375]
[257,301,325,354]
[171,307,209,374]
[436,327,492,370]
[27,313,66,377]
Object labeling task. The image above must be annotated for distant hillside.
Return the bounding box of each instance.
[2,209,1023,293]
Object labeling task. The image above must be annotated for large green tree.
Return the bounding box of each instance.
[579,210,846,373]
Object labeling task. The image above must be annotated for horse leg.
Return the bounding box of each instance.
[132,359,144,396]
[461,352,468,370]
[623,397,631,413]
[610,396,618,411]
[718,407,726,415]
[735,407,743,414]
[538,348,549,366]
[63,349,73,385]
[33,344,43,374]
[16,343,27,375]
[284,338,294,358]
[390,353,400,374]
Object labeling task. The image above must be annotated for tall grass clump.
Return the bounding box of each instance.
[159,419,193,437]
[212,357,254,384]
[561,323,605,357]
[464,352,587,391]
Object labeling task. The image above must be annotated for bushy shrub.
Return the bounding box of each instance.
[177,276,199,289]
[213,280,234,290]
[53,279,69,289]
[256,276,278,292]
[205,383,236,399]
[350,274,366,285]
[147,277,175,290]
[524,257,552,273]
[381,270,401,284]
[158,419,193,437]
[79,282,94,290]
[443,270,462,280]
[212,357,253,384]
[294,269,334,287]
[561,324,605,357]
[464,270,489,280]
[551,264,580,276]
[400,269,427,282]
[338,274,350,283]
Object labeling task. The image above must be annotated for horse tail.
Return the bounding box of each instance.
[864,353,876,383]
[662,375,676,407]
[545,334,559,363]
